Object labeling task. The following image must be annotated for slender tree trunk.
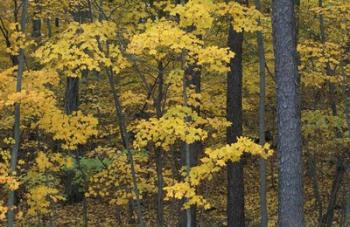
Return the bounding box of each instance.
[64,9,92,227]
[63,76,82,203]
[323,160,345,227]
[64,5,94,207]
[46,18,52,38]
[180,64,201,227]
[7,1,29,226]
[106,67,145,227]
[63,9,85,204]
[342,190,350,227]
[182,71,192,227]
[254,0,268,225]
[32,0,41,38]
[31,18,41,38]
[188,66,201,227]
[64,77,80,114]
[272,0,305,226]
[306,149,323,226]
[226,17,245,227]
[55,18,59,27]
[155,61,164,227]
[341,83,350,227]
[0,17,18,65]
[317,1,346,225]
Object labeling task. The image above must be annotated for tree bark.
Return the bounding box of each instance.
[182,69,193,227]
[226,18,245,227]
[188,67,201,227]
[323,159,345,227]
[107,67,145,227]
[7,1,29,226]
[155,61,164,227]
[306,149,323,226]
[179,64,201,227]
[317,1,346,225]
[32,0,41,38]
[254,0,268,225]
[272,0,305,226]
[45,18,52,38]
[31,18,41,38]
[64,77,80,115]
[342,190,350,227]
[64,6,93,205]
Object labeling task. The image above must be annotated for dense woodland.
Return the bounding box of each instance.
[0,0,349,226]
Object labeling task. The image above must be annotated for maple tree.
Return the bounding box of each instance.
[0,0,349,226]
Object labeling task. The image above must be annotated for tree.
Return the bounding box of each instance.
[272,0,305,226]
[254,0,268,224]
[7,1,29,226]
[226,0,245,225]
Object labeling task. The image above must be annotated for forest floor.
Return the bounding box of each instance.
[10,158,347,226]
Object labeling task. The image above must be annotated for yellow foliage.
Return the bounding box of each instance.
[166,0,215,33]
[26,185,64,217]
[215,1,263,32]
[165,137,273,208]
[0,176,20,191]
[34,21,129,76]
[37,110,98,150]
[298,40,344,88]
[6,23,35,56]
[86,147,156,206]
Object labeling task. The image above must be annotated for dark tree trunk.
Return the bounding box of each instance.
[318,1,346,225]
[323,160,345,227]
[179,65,201,227]
[31,18,41,38]
[226,18,245,227]
[254,0,268,224]
[342,189,350,227]
[64,77,80,115]
[63,76,83,203]
[155,61,164,227]
[46,18,52,38]
[306,150,323,226]
[63,7,92,204]
[7,1,28,226]
[55,18,59,27]
[272,0,305,226]
[32,0,41,38]
[107,67,145,227]
[341,83,350,227]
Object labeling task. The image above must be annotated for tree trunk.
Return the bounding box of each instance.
[46,18,52,38]
[342,190,350,227]
[254,0,268,225]
[31,18,41,38]
[226,16,245,227]
[272,0,305,226]
[64,6,93,206]
[188,72,200,227]
[181,68,193,227]
[64,77,79,115]
[323,160,345,227]
[32,0,41,38]
[341,81,350,227]
[306,150,323,226]
[317,1,346,225]
[107,67,145,227]
[155,61,164,227]
[63,76,83,204]
[7,1,29,226]
[179,64,201,227]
